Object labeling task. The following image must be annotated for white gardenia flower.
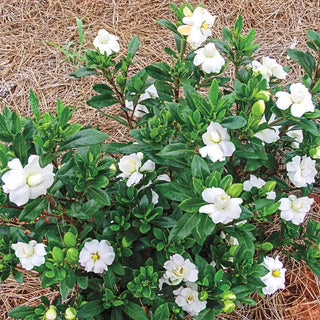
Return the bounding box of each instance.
[243,174,266,191]
[286,155,317,187]
[279,195,314,225]
[199,122,235,162]
[11,240,46,270]
[125,85,158,118]
[193,43,225,73]
[173,282,207,316]
[254,114,280,144]
[252,57,287,84]
[93,29,120,56]
[199,187,243,224]
[177,6,216,49]
[275,83,315,117]
[117,152,155,187]
[286,129,303,148]
[161,254,198,286]
[79,239,115,274]
[260,256,286,295]
[1,155,54,206]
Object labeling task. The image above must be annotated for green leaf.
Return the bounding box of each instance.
[69,67,99,78]
[87,188,110,206]
[60,278,72,300]
[145,62,171,81]
[58,129,108,151]
[8,306,36,319]
[29,89,41,121]
[77,300,104,319]
[121,302,149,320]
[153,303,169,320]
[191,155,210,180]
[169,212,200,243]
[87,94,119,108]
[234,15,243,33]
[179,198,206,213]
[128,35,140,58]
[19,198,47,222]
[157,143,193,159]
[93,83,114,94]
[192,214,215,245]
[156,182,193,202]
[156,19,179,35]
[13,270,24,283]
[12,134,28,164]
[287,49,316,78]
[221,116,247,129]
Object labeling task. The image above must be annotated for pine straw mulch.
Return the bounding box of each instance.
[0,0,320,319]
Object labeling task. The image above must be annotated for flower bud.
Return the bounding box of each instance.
[65,306,77,320]
[309,146,320,159]
[64,232,77,248]
[220,290,236,301]
[251,100,265,117]
[262,181,276,192]
[254,90,271,102]
[52,247,65,263]
[226,183,243,198]
[3,253,13,261]
[45,306,57,320]
[199,291,208,301]
[222,300,236,313]
[109,163,117,171]
[66,248,79,264]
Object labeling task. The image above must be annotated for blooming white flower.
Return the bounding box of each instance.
[286,155,317,187]
[117,152,155,187]
[251,57,287,84]
[125,84,158,118]
[93,29,120,56]
[173,282,207,316]
[260,256,286,295]
[177,6,216,49]
[79,239,115,274]
[254,114,280,144]
[275,83,315,117]
[199,187,243,224]
[193,43,225,73]
[266,191,277,200]
[161,254,198,287]
[1,155,54,206]
[243,174,266,191]
[11,240,46,270]
[199,122,235,162]
[279,195,314,225]
[286,129,303,148]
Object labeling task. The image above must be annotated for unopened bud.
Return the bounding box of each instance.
[222,300,236,313]
[64,232,77,248]
[310,146,320,159]
[52,247,65,263]
[226,183,243,198]
[66,248,79,264]
[109,163,117,171]
[199,291,208,301]
[220,290,237,301]
[251,100,265,117]
[262,181,276,193]
[254,90,271,102]
[65,306,77,320]
[45,306,57,320]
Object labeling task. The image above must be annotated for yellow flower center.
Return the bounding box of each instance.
[201,22,209,30]
[173,266,186,277]
[92,253,100,261]
[187,295,194,303]
[292,200,303,212]
[210,129,221,143]
[272,269,281,277]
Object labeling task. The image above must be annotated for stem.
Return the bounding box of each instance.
[173,39,187,103]
[268,117,285,127]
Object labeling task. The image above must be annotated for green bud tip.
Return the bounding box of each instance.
[66,248,79,264]
[199,291,209,301]
[65,307,77,320]
[45,306,57,320]
[64,232,77,248]
[251,100,265,117]
[263,181,276,192]
[222,300,236,313]
[254,90,271,102]
[221,290,237,301]
[52,247,65,263]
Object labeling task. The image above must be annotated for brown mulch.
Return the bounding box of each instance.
[1,0,320,319]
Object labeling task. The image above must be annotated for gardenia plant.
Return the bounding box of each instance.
[1,2,320,320]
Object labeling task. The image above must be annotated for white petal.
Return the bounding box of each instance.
[9,186,31,206]
[126,172,143,187]
[275,92,292,110]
